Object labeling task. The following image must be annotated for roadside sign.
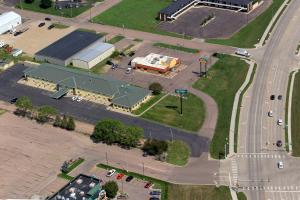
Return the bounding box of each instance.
[175,89,188,95]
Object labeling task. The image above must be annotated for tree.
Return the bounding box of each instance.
[40,0,52,8]
[53,115,62,127]
[36,105,58,123]
[66,116,75,131]
[120,126,143,148]
[25,0,34,3]
[149,82,163,95]
[103,181,118,199]
[61,115,68,129]
[142,139,168,155]
[91,119,123,144]
[15,96,33,116]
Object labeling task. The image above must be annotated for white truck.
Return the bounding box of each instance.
[235,48,250,57]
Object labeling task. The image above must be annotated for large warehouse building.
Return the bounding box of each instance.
[131,53,180,73]
[35,30,115,69]
[23,63,151,112]
[72,41,115,69]
[0,11,22,34]
[159,0,254,21]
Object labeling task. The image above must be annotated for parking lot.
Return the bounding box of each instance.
[0,20,74,56]
[159,2,271,39]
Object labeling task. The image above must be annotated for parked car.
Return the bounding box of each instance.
[144,182,153,189]
[14,31,22,36]
[278,161,284,169]
[150,191,161,196]
[11,48,22,57]
[38,22,45,27]
[48,24,55,30]
[126,67,132,74]
[116,173,125,180]
[107,60,114,65]
[0,41,5,48]
[9,98,18,104]
[45,17,51,21]
[268,110,273,117]
[3,44,9,49]
[276,140,283,147]
[125,176,134,182]
[270,95,275,100]
[149,197,160,200]
[106,169,116,177]
[142,152,148,157]
[278,95,283,100]
[277,119,283,126]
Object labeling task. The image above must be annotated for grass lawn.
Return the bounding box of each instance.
[57,173,74,181]
[17,0,101,18]
[291,72,300,156]
[107,35,125,44]
[133,93,165,115]
[141,93,205,132]
[193,54,249,159]
[168,185,232,200]
[154,43,199,54]
[207,0,285,48]
[166,140,190,166]
[92,0,191,38]
[237,192,247,200]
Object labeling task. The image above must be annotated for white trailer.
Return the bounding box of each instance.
[0,11,22,35]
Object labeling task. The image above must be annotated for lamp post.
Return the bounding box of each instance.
[225,137,228,158]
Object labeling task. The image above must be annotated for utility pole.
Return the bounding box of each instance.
[224,137,228,158]
[180,94,183,115]
[142,162,145,176]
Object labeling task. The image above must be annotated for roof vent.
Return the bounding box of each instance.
[89,182,96,188]
[76,179,83,184]
[79,191,85,196]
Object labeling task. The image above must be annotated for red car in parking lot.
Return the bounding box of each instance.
[144,182,153,188]
[116,173,125,180]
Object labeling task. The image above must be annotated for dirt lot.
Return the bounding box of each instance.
[106,42,215,92]
[0,111,172,199]
[0,20,75,56]
[158,2,271,39]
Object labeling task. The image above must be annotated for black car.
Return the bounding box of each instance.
[14,31,22,36]
[45,17,51,21]
[149,197,159,200]
[107,60,114,65]
[125,175,134,182]
[10,98,18,104]
[276,140,283,147]
[278,95,283,100]
[38,22,45,27]
[150,191,161,195]
[48,24,55,30]
[270,95,275,100]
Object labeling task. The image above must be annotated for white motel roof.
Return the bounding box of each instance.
[0,11,21,27]
[72,41,115,63]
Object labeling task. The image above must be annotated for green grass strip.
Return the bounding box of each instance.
[153,43,199,54]
[107,35,125,44]
[285,71,293,152]
[166,140,190,166]
[57,173,74,181]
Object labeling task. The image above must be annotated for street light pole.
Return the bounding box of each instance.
[142,162,144,176]
[225,137,228,158]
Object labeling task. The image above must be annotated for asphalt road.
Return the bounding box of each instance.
[0,64,210,157]
[232,0,300,199]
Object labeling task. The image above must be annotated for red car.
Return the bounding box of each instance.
[144,182,153,189]
[116,173,125,180]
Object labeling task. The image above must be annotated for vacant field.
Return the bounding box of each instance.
[291,72,300,156]
[141,93,205,132]
[168,185,232,200]
[167,140,190,166]
[193,54,249,159]
[207,0,285,47]
[93,0,187,38]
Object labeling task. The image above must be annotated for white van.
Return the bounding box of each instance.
[11,48,22,57]
[235,48,250,57]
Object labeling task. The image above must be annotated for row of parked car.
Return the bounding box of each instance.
[38,18,55,30]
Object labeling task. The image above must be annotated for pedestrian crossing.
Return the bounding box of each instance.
[236,153,286,159]
[240,185,300,192]
[231,158,238,186]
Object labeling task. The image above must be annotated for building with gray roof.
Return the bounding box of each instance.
[23,63,151,111]
[35,30,103,66]
[72,41,115,69]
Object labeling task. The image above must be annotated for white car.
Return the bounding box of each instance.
[77,97,82,102]
[235,48,250,57]
[106,169,116,177]
[72,96,77,101]
[0,41,4,48]
[268,110,273,117]
[278,161,284,169]
[277,119,283,126]
[11,48,22,57]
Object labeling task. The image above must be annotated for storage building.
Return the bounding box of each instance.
[35,30,102,66]
[72,42,115,69]
[131,53,180,73]
[0,11,22,34]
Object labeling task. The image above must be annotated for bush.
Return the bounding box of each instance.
[142,139,168,156]
[61,115,68,129]
[103,181,118,199]
[53,115,62,127]
[149,82,163,95]
[40,0,52,8]
[66,117,75,131]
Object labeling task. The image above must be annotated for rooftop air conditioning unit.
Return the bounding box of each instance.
[76,179,83,184]
[89,182,95,188]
